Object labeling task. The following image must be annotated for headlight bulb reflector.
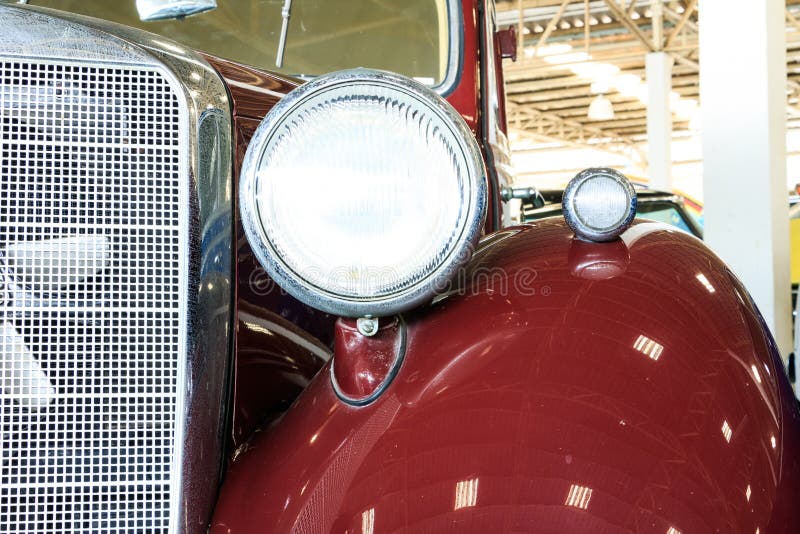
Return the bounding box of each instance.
[240,69,486,317]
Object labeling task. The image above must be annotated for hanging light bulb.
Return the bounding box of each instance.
[588,94,614,121]
[590,80,610,94]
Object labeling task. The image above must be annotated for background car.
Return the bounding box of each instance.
[521,186,704,239]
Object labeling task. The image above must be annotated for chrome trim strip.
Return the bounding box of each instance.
[226,78,286,99]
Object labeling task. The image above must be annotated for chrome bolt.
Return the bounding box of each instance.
[356,317,379,337]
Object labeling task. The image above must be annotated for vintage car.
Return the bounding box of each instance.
[1,1,799,533]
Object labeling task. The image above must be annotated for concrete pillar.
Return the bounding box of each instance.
[699,0,791,356]
[646,52,674,191]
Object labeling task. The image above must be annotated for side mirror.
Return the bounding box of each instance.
[136,0,217,22]
[496,26,517,62]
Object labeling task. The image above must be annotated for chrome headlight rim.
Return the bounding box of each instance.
[563,167,637,242]
[239,68,487,318]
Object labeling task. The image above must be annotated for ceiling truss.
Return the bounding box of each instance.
[497,0,800,164]
[508,102,646,163]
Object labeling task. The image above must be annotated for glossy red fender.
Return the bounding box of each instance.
[211,219,800,533]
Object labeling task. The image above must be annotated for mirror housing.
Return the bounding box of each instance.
[496,26,517,62]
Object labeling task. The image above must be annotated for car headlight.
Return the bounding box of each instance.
[562,167,637,242]
[240,69,487,317]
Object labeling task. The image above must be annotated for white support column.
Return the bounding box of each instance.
[646,52,673,191]
[699,0,791,356]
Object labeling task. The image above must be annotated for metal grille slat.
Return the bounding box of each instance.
[0,59,184,533]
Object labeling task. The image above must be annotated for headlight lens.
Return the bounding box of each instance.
[240,69,486,317]
[563,168,637,242]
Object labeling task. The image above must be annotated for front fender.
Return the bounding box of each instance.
[212,219,800,533]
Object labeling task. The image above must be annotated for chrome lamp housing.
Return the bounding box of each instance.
[239,69,487,318]
[563,167,638,242]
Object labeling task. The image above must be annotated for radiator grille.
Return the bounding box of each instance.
[0,59,185,533]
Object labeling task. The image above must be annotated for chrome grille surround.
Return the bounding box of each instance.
[0,5,234,534]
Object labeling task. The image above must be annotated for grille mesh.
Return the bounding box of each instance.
[0,59,185,533]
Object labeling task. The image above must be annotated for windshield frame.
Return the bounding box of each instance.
[435,0,464,97]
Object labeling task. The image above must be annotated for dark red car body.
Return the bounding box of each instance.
[201,1,800,532]
[215,221,800,533]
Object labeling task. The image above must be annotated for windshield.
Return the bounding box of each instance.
[636,203,696,235]
[30,0,455,87]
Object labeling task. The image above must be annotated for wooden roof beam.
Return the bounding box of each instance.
[506,72,699,97]
[534,0,573,55]
[603,0,655,51]
[508,103,647,163]
[664,0,698,49]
